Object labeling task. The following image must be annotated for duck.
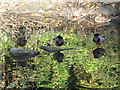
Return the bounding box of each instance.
[93,33,106,46]
[53,35,64,46]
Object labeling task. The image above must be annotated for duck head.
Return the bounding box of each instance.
[93,33,100,46]
[93,33,106,47]
[53,36,64,46]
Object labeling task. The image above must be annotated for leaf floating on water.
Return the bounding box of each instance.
[40,46,74,52]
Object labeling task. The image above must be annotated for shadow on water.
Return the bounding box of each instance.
[5,59,38,89]
[4,55,14,88]
[67,65,78,88]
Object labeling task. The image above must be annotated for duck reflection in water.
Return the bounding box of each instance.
[16,35,30,46]
[53,51,64,63]
[93,48,105,58]
[16,37,27,46]
[16,61,28,67]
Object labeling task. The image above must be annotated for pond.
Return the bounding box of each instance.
[0,1,120,89]
[0,26,119,89]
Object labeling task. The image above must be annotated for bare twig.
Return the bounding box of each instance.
[80,7,96,18]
